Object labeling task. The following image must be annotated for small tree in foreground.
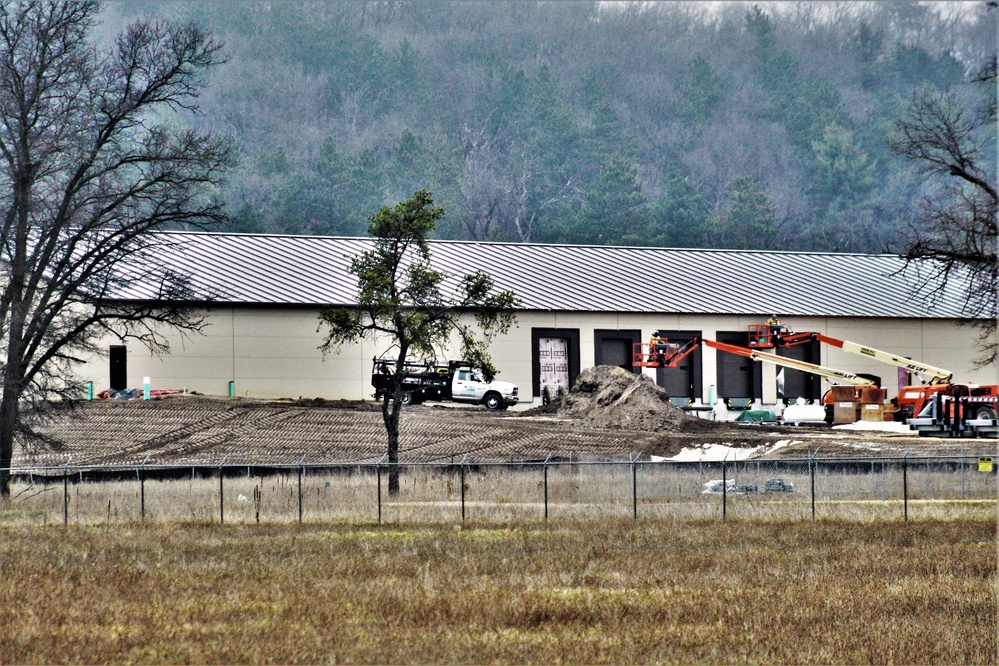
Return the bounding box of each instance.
[0,2,232,498]
[318,190,518,493]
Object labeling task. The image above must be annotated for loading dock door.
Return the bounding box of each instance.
[777,340,821,402]
[594,329,641,374]
[715,332,756,400]
[538,337,569,394]
[109,345,127,390]
[656,330,702,400]
[532,328,581,399]
[599,338,630,371]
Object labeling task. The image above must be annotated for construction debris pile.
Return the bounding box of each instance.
[552,365,708,432]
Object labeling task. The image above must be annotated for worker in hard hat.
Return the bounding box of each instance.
[766,315,783,344]
[649,330,666,365]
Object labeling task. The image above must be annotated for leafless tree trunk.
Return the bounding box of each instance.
[0,2,232,497]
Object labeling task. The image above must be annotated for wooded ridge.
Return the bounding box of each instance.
[108,1,996,254]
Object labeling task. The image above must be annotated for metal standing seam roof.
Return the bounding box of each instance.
[121,231,975,319]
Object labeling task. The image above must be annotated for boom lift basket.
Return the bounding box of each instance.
[748,324,773,348]
[632,338,700,368]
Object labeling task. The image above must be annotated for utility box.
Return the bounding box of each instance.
[834,401,861,424]
[861,403,886,422]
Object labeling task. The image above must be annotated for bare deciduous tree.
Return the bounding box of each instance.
[891,58,997,366]
[0,1,232,497]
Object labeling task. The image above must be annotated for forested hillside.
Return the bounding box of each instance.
[108,1,995,253]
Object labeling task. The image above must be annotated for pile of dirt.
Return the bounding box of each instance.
[551,365,710,433]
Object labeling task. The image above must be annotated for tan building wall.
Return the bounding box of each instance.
[77,306,998,408]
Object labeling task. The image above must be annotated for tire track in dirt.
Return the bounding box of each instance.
[133,408,304,464]
[18,397,996,468]
[81,405,258,465]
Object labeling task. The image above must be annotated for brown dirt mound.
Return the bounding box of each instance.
[553,365,703,432]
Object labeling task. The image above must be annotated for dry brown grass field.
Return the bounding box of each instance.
[0,518,995,664]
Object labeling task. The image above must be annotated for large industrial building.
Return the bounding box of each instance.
[77,231,996,416]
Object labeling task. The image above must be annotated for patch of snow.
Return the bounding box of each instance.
[765,439,800,455]
[845,442,883,451]
[657,443,764,462]
[833,421,914,434]
[650,439,804,463]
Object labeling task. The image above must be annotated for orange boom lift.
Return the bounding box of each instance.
[746,323,998,428]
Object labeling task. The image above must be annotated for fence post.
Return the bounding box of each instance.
[376,454,386,526]
[218,455,228,525]
[460,454,468,525]
[63,457,72,526]
[543,454,551,523]
[903,449,910,522]
[140,456,149,521]
[631,452,642,520]
[297,455,306,524]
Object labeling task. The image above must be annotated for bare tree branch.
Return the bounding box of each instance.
[891,62,997,367]
[0,2,232,497]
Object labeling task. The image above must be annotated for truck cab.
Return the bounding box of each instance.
[448,362,519,409]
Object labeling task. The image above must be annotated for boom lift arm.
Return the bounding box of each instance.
[704,339,877,386]
[816,335,953,385]
[748,325,953,384]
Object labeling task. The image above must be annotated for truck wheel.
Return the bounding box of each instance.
[400,392,414,406]
[483,392,503,410]
[972,405,997,420]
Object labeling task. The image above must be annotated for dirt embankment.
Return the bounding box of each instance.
[18,366,984,467]
[534,365,717,433]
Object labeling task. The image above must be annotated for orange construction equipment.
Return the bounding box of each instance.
[633,337,701,368]
[745,323,997,422]
[703,339,876,386]
[747,325,952,383]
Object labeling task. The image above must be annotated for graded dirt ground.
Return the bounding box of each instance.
[17,365,995,468]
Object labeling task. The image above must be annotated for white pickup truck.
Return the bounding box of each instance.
[371,358,519,410]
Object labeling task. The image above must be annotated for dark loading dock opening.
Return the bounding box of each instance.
[776,339,822,402]
[109,345,127,390]
[654,329,702,400]
[594,329,641,374]
[715,331,761,401]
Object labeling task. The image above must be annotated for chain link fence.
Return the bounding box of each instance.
[2,455,996,526]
